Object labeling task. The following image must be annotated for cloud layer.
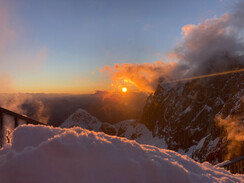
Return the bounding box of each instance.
[0,93,49,123]
[215,115,244,160]
[101,62,176,92]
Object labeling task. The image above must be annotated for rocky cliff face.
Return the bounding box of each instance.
[140,71,244,164]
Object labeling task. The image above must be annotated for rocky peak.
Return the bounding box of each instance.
[140,71,244,164]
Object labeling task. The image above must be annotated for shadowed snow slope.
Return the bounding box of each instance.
[0,125,243,183]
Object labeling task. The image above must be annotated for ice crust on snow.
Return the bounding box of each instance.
[0,125,243,183]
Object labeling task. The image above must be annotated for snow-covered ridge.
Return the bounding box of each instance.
[0,125,243,183]
[61,108,168,148]
[61,108,102,131]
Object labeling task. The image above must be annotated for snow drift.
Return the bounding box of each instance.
[0,125,243,183]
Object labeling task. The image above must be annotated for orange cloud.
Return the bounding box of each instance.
[181,24,196,36]
[215,115,244,160]
[101,61,177,92]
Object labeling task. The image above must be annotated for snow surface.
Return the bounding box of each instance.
[0,125,243,183]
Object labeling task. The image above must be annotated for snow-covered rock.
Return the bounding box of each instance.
[141,69,244,164]
[60,108,102,131]
[61,109,167,148]
[0,125,243,183]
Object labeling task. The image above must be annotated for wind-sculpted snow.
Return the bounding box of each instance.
[0,125,243,183]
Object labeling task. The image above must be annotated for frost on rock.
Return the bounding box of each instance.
[0,125,243,183]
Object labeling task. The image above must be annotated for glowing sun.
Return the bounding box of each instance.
[122,87,127,93]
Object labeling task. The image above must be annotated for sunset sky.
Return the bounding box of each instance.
[0,0,238,94]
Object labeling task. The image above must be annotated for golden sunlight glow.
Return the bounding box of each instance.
[169,68,244,83]
[122,87,127,93]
